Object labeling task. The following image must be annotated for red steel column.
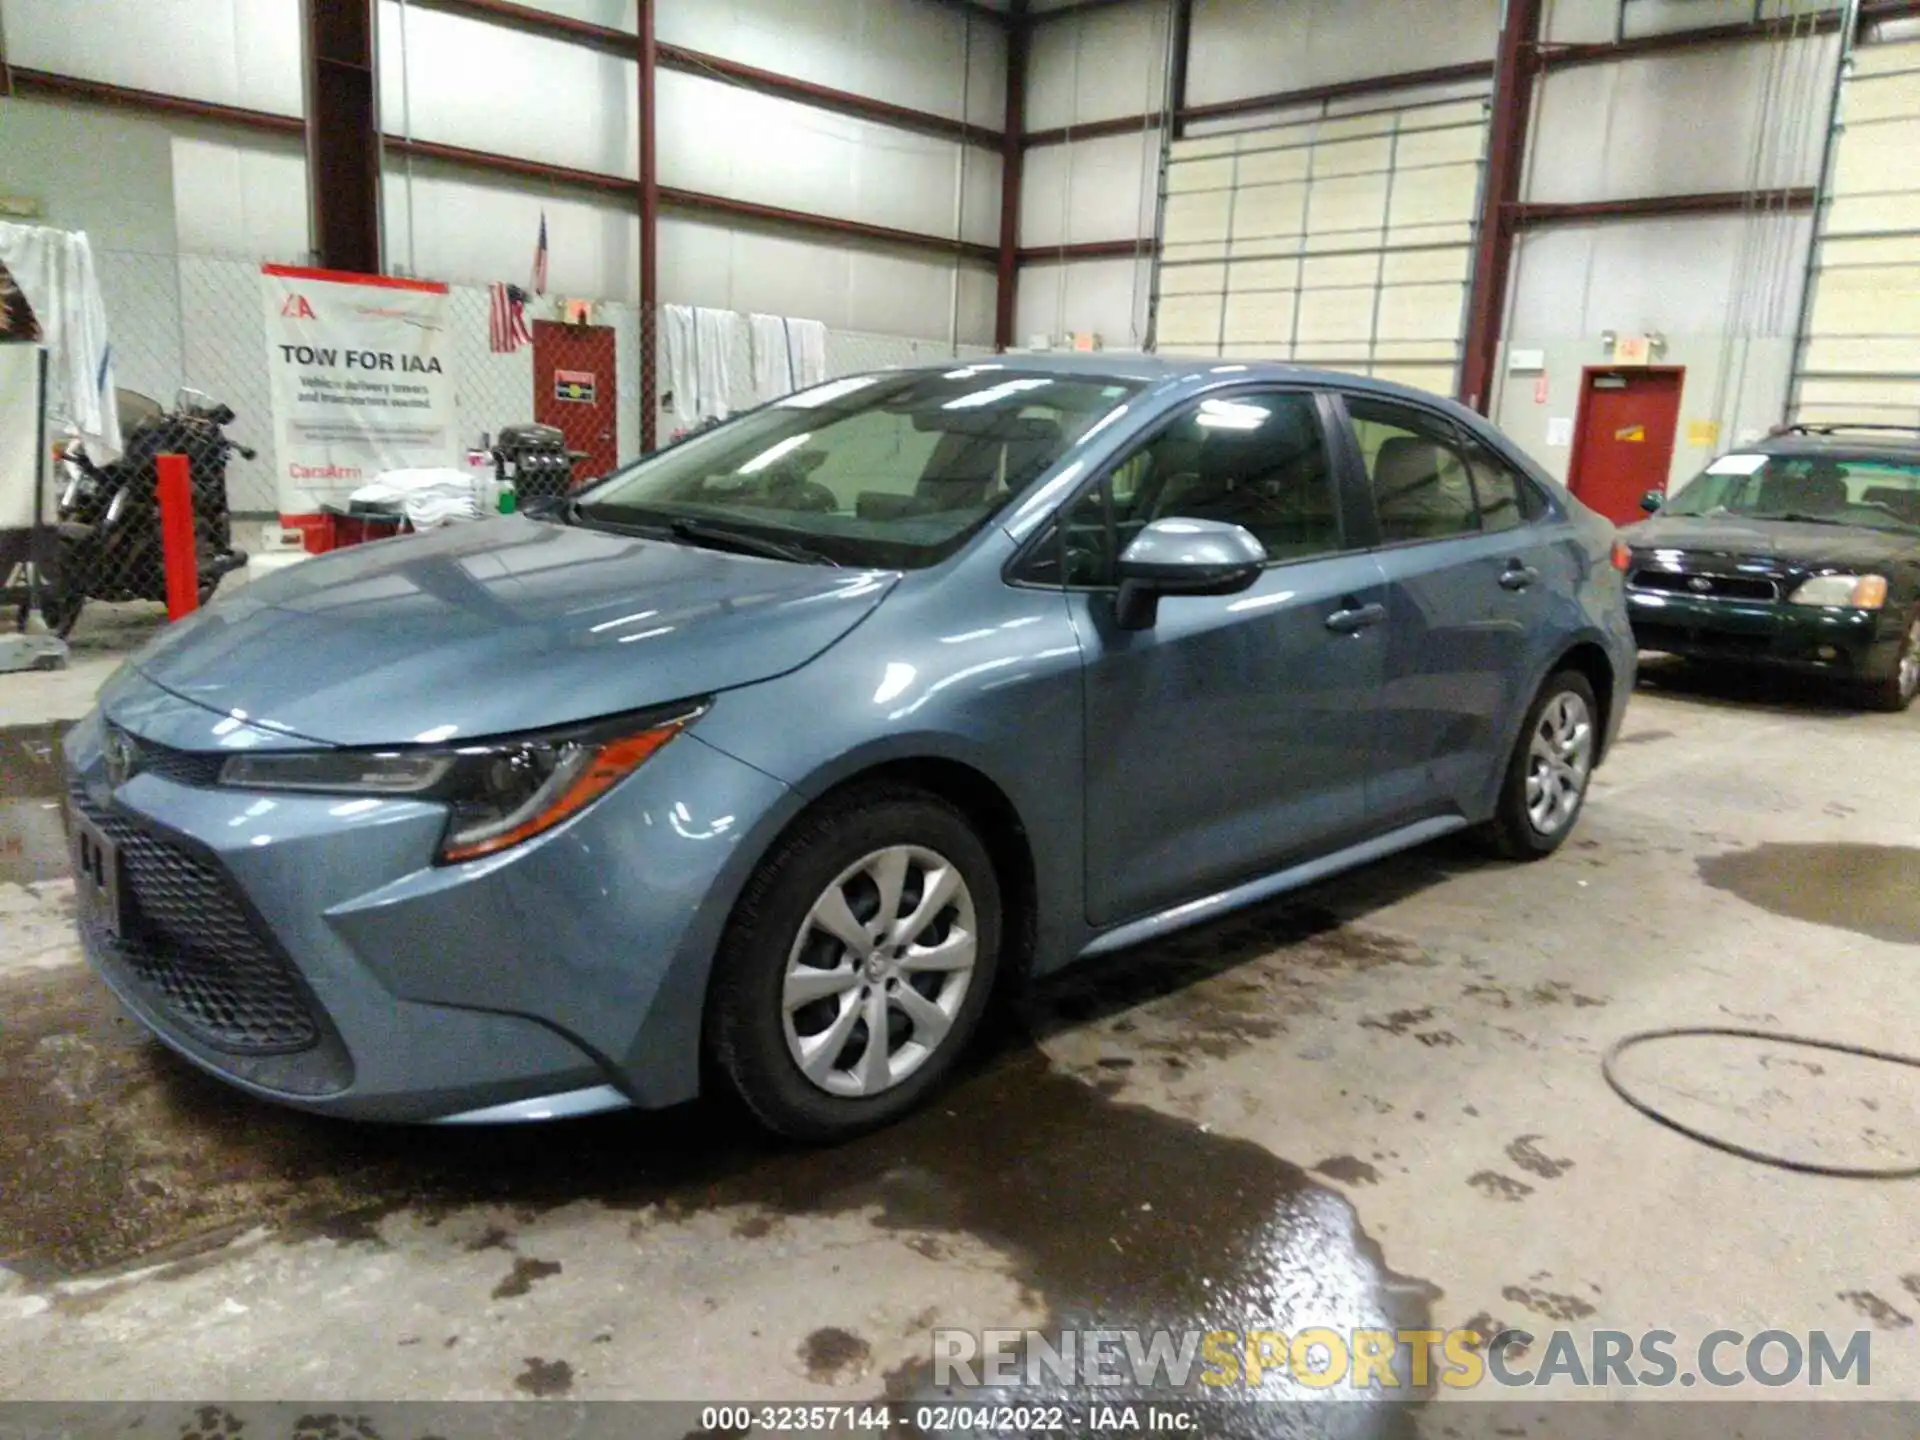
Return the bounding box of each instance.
[994,2,1029,350]
[639,0,659,452]
[1459,0,1543,414]
[156,454,200,621]
[303,0,382,273]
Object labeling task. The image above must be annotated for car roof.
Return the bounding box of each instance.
[1751,429,1920,462]
[920,351,1487,420]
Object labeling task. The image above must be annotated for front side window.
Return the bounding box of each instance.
[1347,397,1481,544]
[574,369,1142,568]
[1022,390,1343,587]
[1664,453,1920,532]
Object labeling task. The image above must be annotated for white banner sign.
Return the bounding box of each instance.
[261,264,455,516]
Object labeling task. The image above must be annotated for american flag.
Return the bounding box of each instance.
[530,211,549,297]
[488,282,532,353]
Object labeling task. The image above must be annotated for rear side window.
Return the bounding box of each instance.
[1458,431,1546,533]
[1347,398,1480,543]
[1346,397,1542,542]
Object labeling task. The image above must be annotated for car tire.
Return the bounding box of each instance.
[708,785,1003,1142]
[1484,669,1600,861]
[1861,606,1920,714]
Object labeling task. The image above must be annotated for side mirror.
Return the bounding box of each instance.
[1640,490,1664,514]
[1113,517,1265,631]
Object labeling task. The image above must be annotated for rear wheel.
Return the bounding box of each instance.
[1484,670,1599,860]
[708,786,1002,1141]
[1862,608,1920,713]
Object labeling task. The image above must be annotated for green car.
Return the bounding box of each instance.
[1623,425,1920,711]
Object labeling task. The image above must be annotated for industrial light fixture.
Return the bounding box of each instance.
[1600,329,1617,356]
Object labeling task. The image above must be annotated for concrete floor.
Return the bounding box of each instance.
[2,644,1918,1419]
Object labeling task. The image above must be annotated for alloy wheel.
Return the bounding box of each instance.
[1901,618,1920,702]
[781,845,978,1098]
[1525,690,1594,837]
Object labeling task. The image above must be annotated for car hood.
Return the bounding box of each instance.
[128,517,898,746]
[1625,513,1917,569]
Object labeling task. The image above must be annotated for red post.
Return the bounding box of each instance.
[156,453,200,621]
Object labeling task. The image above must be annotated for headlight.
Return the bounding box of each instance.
[219,702,705,863]
[1787,573,1888,609]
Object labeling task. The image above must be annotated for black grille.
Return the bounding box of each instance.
[109,726,226,787]
[70,786,319,1054]
[1629,568,1779,602]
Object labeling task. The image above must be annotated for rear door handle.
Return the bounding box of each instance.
[1499,563,1540,591]
[1326,601,1388,634]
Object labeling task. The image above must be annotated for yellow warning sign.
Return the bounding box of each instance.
[1686,419,1721,448]
[1614,424,1646,443]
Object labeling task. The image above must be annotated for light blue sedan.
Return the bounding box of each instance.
[63,356,1636,1139]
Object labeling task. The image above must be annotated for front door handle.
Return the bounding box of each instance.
[1499,563,1540,591]
[1326,601,1388,634]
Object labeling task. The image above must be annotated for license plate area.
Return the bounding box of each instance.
[71,809,129,940]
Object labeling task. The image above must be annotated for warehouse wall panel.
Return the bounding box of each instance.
[662,216,995,344]
[4,0,301,116]
[1017,256,1156,351]
[1025,0,1171,133]
[1020,133,1160,250]
[659,0,1005,130]
[1527,36,1837,206]
[656,71,999,248]
[1185,0,1496,110]
[379,3,639,180]
[172,129,310,263]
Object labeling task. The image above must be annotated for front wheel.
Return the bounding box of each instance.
[1483,670,1599,861]
[1862,608,1920,713]
[708,786,1003,1141]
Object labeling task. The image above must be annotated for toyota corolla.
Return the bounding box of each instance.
[63,357,1635,1139]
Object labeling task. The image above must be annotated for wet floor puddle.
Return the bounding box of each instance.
[1,715,1444,1427]
[0,905,1440,1426]
[1699,842,1920,946]
[0,722,71,886]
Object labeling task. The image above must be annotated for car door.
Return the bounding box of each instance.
[1014,387,1390,929]
[1335,393,1557,828]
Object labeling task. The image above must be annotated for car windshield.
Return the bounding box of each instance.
[1663,452,1920,532]
[570,368,1142,568]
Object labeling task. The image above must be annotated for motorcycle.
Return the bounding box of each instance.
[37,387,254,638]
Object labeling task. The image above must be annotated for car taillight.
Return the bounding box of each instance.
[1610,539,1632,572]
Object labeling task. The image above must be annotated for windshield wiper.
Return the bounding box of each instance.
[668,517,839,566]
[1765,512,1853,527]
[564,499,668,538]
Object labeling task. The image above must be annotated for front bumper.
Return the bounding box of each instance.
[1627,591,1900,678]
[62,673,794,1122]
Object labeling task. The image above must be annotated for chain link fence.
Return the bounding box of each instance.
[20,243,991,646]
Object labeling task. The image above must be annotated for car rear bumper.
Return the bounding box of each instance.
[61,683,794,1123]
[1627,591,1900,677]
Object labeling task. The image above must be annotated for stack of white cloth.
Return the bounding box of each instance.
[749,313,828,403]
[0,222,122,464]
[347,468,480,530]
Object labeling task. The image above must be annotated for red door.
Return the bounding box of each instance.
[1566,367,1685,526]
[532,320,618,482]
